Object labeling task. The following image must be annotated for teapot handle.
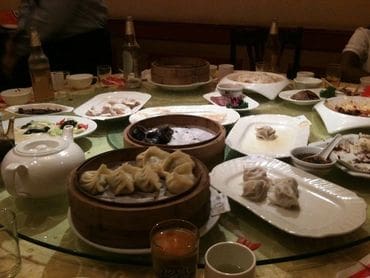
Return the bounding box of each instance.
[4,163,29,197]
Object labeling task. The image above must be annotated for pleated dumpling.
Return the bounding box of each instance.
[136,146,170,173]
[79,164,112,195]
[243,167,267,181]
[166,172,195,195]
[162,150,194,173]
[242,179,271,202]
[267,177,299,209]
[106,165,135,195]
[134,165,162,193]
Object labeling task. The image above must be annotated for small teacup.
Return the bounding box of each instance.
[67,73,96,90]
[294,77,322,89]
[205,242,256,278]
[296,71,315,78]
[216,83,244,98]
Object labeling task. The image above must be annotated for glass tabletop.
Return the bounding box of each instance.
[0,81,369,266]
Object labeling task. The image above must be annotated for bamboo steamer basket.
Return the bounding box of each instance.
[151,57,210,85]
[68,147,210,249]
[123,114,226,170]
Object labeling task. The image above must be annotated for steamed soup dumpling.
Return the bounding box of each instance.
[268,177,299,209]
[80,164,112,195]
[242,179,271,202]
[134,165,162,193]
[107,165,135,195]
[162,150,194,173]
[136,146,170,173]
[165,164,195,195]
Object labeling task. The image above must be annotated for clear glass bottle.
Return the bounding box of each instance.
[263,20,281,73]
[28,27,54,101]
[122,16,141,88]
[0,115,15,162]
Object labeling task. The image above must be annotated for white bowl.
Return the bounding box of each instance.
[67,73,94,90]
[294,77,322,89]
[216,82,244,98]
[1,88,32,105]
[291,146,336,175]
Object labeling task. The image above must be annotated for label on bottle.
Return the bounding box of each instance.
[30,69,54,101]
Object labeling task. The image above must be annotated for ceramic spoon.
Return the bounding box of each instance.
[305,134,342,161]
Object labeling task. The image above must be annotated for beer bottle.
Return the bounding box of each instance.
[263,20,281,73]
[28,27,54,101]
[122,16,141,88]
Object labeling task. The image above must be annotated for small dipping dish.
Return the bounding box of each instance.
[216,83,244,98]
[291,146,337,175]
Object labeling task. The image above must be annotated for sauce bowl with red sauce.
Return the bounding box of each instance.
[150,219,199,278]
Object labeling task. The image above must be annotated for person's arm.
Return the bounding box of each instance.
[341,51,370,83]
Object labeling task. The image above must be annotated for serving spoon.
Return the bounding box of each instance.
[304,134,342,162]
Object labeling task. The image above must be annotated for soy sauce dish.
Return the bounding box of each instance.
[290,146,337,175]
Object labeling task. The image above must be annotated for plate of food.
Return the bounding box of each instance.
[279,88,325,105]
[226,114,311,158]
[2,115,97,144]
[311,133,370,179]
[219,71,290,100]
[314,96,370,134]
[5,103,74,116]
[210,155,367,237]
[203,91,259,111]
[129,105,240,126]
[73,91,151,120]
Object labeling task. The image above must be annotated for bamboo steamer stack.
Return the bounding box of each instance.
[151,57,210,85]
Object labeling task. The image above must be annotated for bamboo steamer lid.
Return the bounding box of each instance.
[151,57,210,85]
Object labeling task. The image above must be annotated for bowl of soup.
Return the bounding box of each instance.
[123,114,226,169]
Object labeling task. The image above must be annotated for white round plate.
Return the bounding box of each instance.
[203,91,259,112]
[147,75,212,91]
[2,115,97,144]
[68,188,220,255]
[129,105,240,126]
[226,114,311,158]
[5,103,74,116]
[278,88,324,105]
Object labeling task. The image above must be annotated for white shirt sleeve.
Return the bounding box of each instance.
[343,27,369,61]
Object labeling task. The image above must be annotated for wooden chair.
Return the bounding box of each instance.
[229,26,303,79]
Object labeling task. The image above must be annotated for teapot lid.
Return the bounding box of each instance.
[14,136,68,157]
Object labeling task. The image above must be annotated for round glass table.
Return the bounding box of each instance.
[0,82,369,267]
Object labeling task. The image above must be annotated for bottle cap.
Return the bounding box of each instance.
[270,21,278,35]
[125,16,135,35]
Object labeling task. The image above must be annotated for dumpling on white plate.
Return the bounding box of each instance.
[243,166,267,181]
[268,177,299,209]
[242,179,271,202]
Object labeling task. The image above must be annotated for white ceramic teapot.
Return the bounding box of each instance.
[1,125,85,198]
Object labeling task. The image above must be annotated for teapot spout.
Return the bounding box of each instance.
[62,125,74,143]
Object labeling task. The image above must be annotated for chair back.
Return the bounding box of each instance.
[229,26,303,79]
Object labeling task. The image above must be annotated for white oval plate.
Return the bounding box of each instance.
[2,115,97,144]
[203,91,260,112]
[5,103,74,116]
[147,74,212,91]
[313,96,370,134]
[73,91,151,121]
[226,114,311,158]
[67,188,220,255]
[210,155,367,238]
[129,104,240,126]
[279,88,324,105]
[219,71,290,100]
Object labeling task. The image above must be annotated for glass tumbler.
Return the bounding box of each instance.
[97,64,112,86]
[150,219,199,278]
[326,63,341,87]
[0,208,21,278]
